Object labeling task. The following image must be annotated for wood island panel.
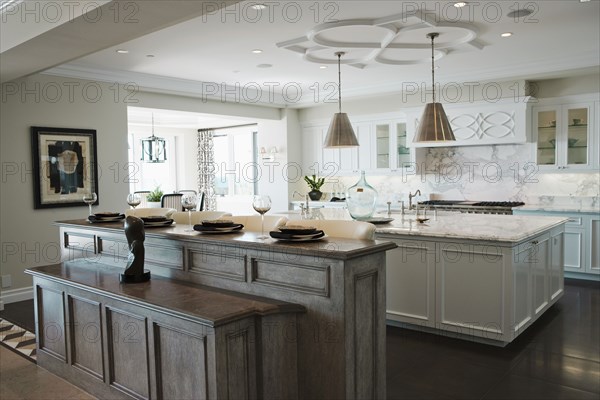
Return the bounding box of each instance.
[47,219,396,399]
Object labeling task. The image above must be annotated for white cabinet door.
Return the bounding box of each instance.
[533,100,596,171]
[531,235,550,317]
[302,126,325,175]
[587,216,600,274]
[564,227,585,272]
[550,230,565,300]
[436,243,509,340]
[356,123,373,172]
[385,238,436,328]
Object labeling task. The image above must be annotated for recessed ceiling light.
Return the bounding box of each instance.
[252,49,263,54]
[116,49,129,54]
[501,32,513,38]
[320,66,327,69]
[257,64,272,68]
[453,2,467,7]
[580,0,591,3]
[251,3,267,9]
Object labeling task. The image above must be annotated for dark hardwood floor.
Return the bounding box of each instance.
[2,278,598,399]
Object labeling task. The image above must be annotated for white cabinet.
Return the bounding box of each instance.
[385,240,436,328]
[301,117,415,177]
[513,210,600,278]
[534,102,596,171]
[381,226,565,345]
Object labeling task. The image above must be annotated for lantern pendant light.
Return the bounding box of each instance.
[324,52,359,148]
[414,33,456,143]
[141,113,167,163]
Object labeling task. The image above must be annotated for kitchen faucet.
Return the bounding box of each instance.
[408,190,422,209]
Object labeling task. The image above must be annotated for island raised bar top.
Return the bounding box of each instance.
[48,219,397,400]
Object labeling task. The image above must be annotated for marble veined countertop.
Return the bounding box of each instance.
[277,208,567,243]
[516,205,600,214]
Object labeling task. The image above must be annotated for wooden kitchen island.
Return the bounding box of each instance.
[29,220,396,400]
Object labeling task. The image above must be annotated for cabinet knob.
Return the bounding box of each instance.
[531,240,539,245]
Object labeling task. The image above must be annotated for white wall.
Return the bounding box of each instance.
[0,74,129,295]
[0,73,289,296]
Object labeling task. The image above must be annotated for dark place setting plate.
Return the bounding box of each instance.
[193,223,244,233]
[278,225,318,235]
[200,219,238,228]
[269,230,326,241]
[88,213,125,223]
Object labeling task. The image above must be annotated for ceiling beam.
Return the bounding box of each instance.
[1,0,240,83]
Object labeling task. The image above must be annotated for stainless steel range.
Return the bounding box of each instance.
[418,200,525,215]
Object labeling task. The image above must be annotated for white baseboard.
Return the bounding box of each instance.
[0,286,33,306]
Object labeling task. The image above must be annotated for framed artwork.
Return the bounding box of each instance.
[31,126,99,209]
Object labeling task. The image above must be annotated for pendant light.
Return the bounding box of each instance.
[324,52,359,148]
[414,33,456,143]
[141,113,167,163]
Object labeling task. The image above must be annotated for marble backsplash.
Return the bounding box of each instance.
[323,144,599,208]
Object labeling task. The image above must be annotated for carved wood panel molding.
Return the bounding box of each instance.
[450,111,516,140]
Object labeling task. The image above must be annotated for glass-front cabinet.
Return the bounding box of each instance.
[534,102,594,171]
[396,122,410,168]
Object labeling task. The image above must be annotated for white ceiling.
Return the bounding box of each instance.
[7,0,600,107]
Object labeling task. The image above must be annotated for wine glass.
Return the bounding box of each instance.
[181,193,198,231]
[82,192,97,216]
[252,195,272,240]
[127,193,141,209]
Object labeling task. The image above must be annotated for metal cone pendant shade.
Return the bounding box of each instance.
[414,33,456,143]
[324,52,359,148]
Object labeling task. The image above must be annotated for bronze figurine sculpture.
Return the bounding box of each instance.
[120,216,151,283]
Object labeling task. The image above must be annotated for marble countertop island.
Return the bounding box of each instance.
[277,208,567,243]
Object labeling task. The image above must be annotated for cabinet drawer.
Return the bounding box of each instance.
[97,235,183,270]
[188,247,247,282]
[250,259,330,297]
[63,231,96,253]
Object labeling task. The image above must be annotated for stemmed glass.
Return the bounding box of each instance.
[127,193,141,209]
[252,195,272,240]
[82,192,97,216]
[181,193,198,232]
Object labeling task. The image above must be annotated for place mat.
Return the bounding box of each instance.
[363,217,394,224]
[193,224,244,233]
[0,318,36,363]
[270,230,326,241]
[88,214,125,223]
[143,219,174,227]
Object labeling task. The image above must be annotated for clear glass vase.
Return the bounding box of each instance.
[346,171,377,220]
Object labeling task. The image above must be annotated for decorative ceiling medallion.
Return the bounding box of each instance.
[277,11,484,68]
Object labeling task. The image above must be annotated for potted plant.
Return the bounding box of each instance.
[304,175,325,201]
[146,186,163,208]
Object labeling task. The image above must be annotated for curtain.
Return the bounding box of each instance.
[197,129,216,211]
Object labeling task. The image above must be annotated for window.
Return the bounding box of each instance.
[213,128,258,196]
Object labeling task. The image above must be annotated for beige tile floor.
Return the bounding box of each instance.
[0,347,96,400]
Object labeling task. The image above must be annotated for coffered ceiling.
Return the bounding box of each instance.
[3,0,599,107]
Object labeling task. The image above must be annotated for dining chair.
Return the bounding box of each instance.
[178,189,197,195]
[171,211,232,225]
[161,193,184,211]
[197,191,205,211]
[133,190,151,208]
[282,219,376,240]
[230,215,288,232]
[125,208,177,218]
